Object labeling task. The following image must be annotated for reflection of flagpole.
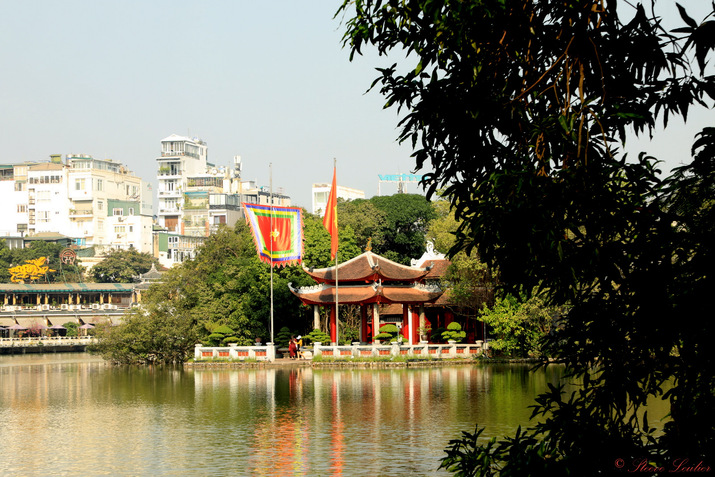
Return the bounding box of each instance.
[270,163,274,345]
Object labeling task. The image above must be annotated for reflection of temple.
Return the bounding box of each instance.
[290,251,452,344]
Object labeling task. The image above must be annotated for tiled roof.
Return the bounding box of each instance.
[303,251,431,283]
[289,282,442,306]
[0,283,135,293]
[418,259,451,279]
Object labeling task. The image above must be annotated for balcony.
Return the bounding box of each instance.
[69,209,93,217]
[158,190,182,198]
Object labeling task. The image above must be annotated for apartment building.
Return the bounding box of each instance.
[156,135,290,237]
[0,155,153,254]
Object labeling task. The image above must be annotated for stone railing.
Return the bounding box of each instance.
[313,341,488,359]
[193,343,276,362]
[0,336,95,347]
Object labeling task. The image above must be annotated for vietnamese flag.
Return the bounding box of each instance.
[323,166,338,260]
[243,203,303,267]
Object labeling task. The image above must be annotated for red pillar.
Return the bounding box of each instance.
[361,305,368,343]
[330,306,337,344]
[412,308,420,343]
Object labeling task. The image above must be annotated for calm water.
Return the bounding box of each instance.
[0,353,668,476]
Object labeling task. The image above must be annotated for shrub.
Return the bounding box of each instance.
[63,322,78,337]
[206,333,225,346]
[213,324,235,336]
[275,326,294,348]
[305,328,331,345]
[441,322,466,343]
[375,324,399,343]
[223,336,240,345]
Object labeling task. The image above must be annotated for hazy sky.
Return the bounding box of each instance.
[1,1,712,209]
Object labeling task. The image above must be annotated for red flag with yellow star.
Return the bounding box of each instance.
[242,203,303,267]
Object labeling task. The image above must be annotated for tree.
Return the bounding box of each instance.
[90,248,158,283]
[0,240,83,283]
[302,209,362,268]
[369,194,436,264]
[90,302,197,365]
[340,0,715,473]
[92,222,316,362]
[478,292,562,358]
[338,198,387,252]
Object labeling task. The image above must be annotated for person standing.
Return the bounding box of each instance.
[288,336,297,359]
[296,335,303,359]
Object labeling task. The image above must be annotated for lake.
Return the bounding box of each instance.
[0,353,668,476]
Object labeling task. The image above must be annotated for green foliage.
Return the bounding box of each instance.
[305,328,331,345]
[425,198,458,253]
[374,323,399,342]
[92,222,314,361]
[339,325,359,345]
[206,333,225,346]
[90,248,158,283]
[479,293,559,358]
[338,198,388,252]
[445,251,496,316]
[275,326,294,348]
[213,324,235,336]
[89,307,197,365]
[441,322,466,343]
[63,322,78,337]
[0,240,84,283]
[369,194,436,264]
[302,210,362,267]
[340,0,715,472]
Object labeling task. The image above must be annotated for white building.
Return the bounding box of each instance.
[156,136,291,237]
[312,183,365,216]
[0,155,153,254]
[156,134,209,233]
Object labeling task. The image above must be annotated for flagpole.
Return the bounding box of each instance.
[334,158,339,345]
[269,163,274,345]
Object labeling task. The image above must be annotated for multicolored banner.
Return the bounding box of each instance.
[243,203,303,267]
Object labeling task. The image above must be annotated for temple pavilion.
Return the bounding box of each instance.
[289,251,446,344]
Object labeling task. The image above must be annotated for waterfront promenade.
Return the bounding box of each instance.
[0,336,94,354]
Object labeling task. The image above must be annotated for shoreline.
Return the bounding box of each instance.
[184,357,544,368]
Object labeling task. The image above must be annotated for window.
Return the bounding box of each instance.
[114,225,126,234]
[38,211,49,222]
[128,207,134,215]
[17,205,26,213]
[129,226,134,233]
[96,179,103,191]
[75,178,85,191]
[14,182,24,191]
[98,220,104,232]
[97,201,104,211]
[112,208,123,216]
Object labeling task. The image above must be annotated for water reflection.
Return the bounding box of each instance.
[0,354,670,476]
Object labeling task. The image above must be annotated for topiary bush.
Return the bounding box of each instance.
[206,333,225,346]
[375,323,399,343]
[275,326,294,348]
[305,328,331,345]
[223,336,240,345]
[442,322,466,343]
